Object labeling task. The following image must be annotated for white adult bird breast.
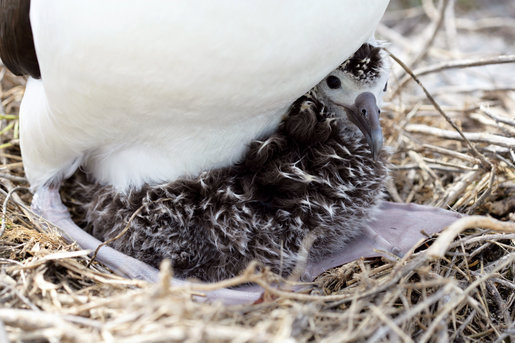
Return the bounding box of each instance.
[12,0,390,192]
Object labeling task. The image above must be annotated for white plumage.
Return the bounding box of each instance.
[20,0,389,192]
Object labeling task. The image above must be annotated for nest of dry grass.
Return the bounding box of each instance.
[0,1,514,342]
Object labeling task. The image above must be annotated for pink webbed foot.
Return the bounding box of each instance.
[303,201,463,280]
[32,186,161,282]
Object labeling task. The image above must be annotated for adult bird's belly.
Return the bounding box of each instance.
[28,0,389,191]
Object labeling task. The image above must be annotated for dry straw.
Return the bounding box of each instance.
[1,1,514,342]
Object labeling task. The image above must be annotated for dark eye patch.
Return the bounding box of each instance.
[383,82,388,92]
[326,76,341,89]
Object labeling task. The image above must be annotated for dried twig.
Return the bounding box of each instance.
[480,105,515,127]
[428,216,515,258]
[393,55,515,97]
[387,50,492,169]
[409,0,450,68]
[421,143,478,163]
[406,124,515,148]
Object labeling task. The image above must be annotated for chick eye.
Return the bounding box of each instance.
[326,76,341,89]
[383,82,388,92]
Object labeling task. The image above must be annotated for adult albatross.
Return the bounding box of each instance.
[3,0,389,192]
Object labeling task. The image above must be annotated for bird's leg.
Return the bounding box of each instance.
[30,186,263,304]
[302,201,463,280]
[32,186,161,282]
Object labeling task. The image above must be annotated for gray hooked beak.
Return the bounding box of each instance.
[339,92,383,161]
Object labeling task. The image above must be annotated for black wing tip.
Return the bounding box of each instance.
[0,0,41,79]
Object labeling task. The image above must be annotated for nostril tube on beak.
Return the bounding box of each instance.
[349,92,384,160]
[334,92,384,160]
